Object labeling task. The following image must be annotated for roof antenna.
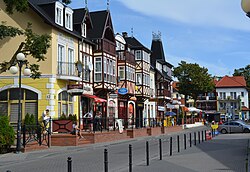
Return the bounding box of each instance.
[107,0,110,10]
[85,0,88,8]
[131,27,134,37]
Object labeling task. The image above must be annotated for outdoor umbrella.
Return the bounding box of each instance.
[187,107,202,113]
[165,111,176,116]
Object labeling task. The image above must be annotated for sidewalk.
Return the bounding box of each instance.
[128,133,249,172]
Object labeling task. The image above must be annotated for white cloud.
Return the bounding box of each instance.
[118,0,250,31]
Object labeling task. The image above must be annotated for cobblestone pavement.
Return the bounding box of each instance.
[0,127,249,172]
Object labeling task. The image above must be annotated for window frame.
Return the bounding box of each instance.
[55,2,64,26]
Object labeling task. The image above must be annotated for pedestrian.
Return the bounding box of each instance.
[171,117,174,126]
[84,111,93,132]
[42,109,50,128]
[72,122,84,138]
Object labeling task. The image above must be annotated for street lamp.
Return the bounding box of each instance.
[177,97,181,125]
[241,0,250,17]
[9,53,31,153]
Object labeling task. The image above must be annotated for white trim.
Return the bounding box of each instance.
[55,1,64,26]
[56,87,67,100]
[0,84,42,100]
[65,7,73,31]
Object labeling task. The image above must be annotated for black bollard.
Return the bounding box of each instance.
[129,144,132,172]
[184,134,186,150]
[189,133,192,147]
[170,137,172,156]
[67,157,72,172]
[104,149,108,172]
[159,139,162,160]
[202,131,204,142]
[194,132,196,146]
[177,135,180,153]
[205,130,207,141]
[146,141,149,166]
[198,131,200,144]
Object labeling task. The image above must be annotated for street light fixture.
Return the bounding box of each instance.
[9,52,31,153]
[241,0,250,17]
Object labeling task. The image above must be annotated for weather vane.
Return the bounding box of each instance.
[107,0,110,10]
[85,0,87,8]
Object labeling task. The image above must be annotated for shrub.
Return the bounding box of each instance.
[0,116,15,154]
[24,113,36,131]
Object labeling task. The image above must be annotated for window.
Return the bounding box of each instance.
[58,91,73,117]
[136,73,142,85]
[82,54,90,81]
[68,48,74,75]
[82,23,87,38]
[241,92,244,97]
[135,50,141,60]
[242,102,245,106]
[58,44,65,75]
[65,8,73,31]
[119,66,125,80]
[55,2,63,26]
[94,57,102,82]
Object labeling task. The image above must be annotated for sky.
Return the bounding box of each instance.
[70,0,250,77]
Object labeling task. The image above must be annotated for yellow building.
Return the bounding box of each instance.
[0,0,94,126]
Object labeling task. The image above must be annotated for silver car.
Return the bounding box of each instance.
[218,120,250,134]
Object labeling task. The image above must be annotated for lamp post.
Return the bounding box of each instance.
[241,0,250,17]
[177,97,181,125]
[9,53,31,153]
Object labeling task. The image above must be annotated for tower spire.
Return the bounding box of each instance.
[107,0,110,10]
[131,27,134,37]
[85,0,88,8]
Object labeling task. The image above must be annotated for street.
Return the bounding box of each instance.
[0,126,249,172]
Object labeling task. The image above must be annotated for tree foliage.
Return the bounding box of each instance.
[233,65,250,88]
[0,116,15,153]
[1,0,52,79]
[173,61,214,104]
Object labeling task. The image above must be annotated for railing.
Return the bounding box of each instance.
[22,121,51,148]
[81,117,166,133]
[117,51,136,65]
[197,96,216,100]
[57,62,78,76]
[157,90,171,98]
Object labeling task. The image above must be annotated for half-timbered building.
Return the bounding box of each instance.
[123,32,151,128]
[150,32,173,120]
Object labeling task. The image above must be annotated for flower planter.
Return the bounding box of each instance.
[52,120,73,133]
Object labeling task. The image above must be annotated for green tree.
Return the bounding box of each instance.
[233,65,250,88]
[173,61,214,105]
[0,116,15,153]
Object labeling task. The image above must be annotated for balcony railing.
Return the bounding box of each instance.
[157,89,171,98]
[57,62,78,76]
[197,96,216,100]
[95,39,116,55]
[117,51,136,65]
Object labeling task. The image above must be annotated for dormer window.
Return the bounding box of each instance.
[55,2,64,26]
[65,7,73,31]
[81,23,86,38]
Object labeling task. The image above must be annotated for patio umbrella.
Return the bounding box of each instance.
[165,111,176,116]
[187,107,202,113]
[94,97,107,103]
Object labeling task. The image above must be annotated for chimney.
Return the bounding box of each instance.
[122,32,128,38]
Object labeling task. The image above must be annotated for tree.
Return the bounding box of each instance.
[173,61,214,105]
[0,0,73,78]
[233,65,250,88]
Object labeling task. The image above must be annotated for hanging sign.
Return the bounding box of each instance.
[118,88,128,95]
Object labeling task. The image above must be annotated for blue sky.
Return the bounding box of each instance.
[70,0,250,77]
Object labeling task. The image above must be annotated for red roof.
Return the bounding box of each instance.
[215,76,246,88]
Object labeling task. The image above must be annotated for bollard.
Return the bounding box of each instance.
[205,130,207,141]
[202,131,204,142]
[146,141,149,166]
[170,137,172,156]
[194,132,196,146]
[129,144,132,172]
[159,139,162,160]
[104,149,108,172]
[198,131,200,144]
[67,157,72,172]
[189,133,192,147]
[184,134,186,150]
[177,135,180,153]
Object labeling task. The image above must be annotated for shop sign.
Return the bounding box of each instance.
[110,93,118,99]
[68,84,83,90]
[118,88,128,95]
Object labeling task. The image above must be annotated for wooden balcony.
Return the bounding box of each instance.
[117,51,136,65]
[157,89,171,98]
[95,38,116,55]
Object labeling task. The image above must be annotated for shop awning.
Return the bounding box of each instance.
[82,94,107,103]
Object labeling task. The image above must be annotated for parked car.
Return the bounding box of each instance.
[217,120,250,134]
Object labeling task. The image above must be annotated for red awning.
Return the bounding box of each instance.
[82,94,107,103]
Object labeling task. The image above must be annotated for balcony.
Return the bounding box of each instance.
[157,89,171,98]
[117,51,136,65]
[197,96,216,101]
[95,39,116,55]
[57,62,78,76]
